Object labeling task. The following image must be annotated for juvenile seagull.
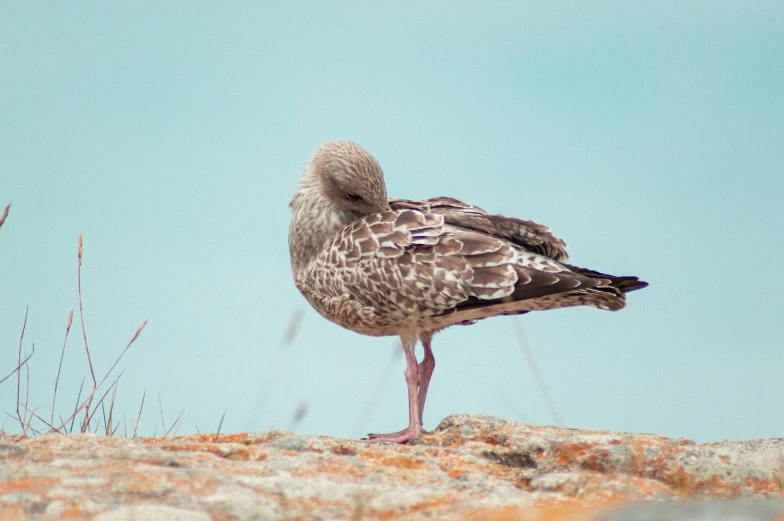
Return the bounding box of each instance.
[289,141,647,443]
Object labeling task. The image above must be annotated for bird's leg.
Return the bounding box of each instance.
[417,331,435,422]
[366,334,424,443]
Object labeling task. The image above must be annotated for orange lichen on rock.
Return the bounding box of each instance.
[466,500,625,521]
[1,415,783,520]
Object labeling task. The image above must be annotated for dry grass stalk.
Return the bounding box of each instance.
[77,233,97,388]
[0,333,34,387]
[51,310,74,426]
[64,378,85,433]
[352,341,401,435]
[18,402,49,435]
[2,224,154,439]
[22,344,34,436]
[105,383,118,435]
[512,319,564,427]
[0,203,10,230]
[15,307,30,434]
[213,410,227,441]
[288,400,308,432]
[163,408,186,439]
[84,371,124,432]
[158,390,167,435]
[133,391,146,439]
[52,319,148,433]
[282,307,304,347]
[246,308,307,432]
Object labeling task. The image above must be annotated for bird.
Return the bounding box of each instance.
[288,141,648,443]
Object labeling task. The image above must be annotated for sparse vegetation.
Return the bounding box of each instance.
[2,202,310,439]
[1,203,149,438]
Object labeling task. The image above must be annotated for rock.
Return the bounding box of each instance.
[1,414,783,520]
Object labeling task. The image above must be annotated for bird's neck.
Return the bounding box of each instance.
[289,176,358,277]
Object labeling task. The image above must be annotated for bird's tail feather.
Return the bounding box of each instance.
[562,264,649,294]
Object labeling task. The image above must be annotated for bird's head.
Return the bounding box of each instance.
[307,141,391,216]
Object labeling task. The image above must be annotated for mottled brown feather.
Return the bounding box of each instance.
[389,197,569,262]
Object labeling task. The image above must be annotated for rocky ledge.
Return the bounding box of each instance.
[1,415,783,520]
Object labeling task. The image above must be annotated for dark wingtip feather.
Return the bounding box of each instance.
[561,263,648,294]
[616,279,648,293]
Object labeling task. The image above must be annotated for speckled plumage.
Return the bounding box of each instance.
[289,141,647,443]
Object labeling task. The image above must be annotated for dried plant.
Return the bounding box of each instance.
[1,221,152,438]
[0,202,10,230]
[512,319,564,427]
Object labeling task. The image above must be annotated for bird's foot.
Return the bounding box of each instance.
[364,424,425,444]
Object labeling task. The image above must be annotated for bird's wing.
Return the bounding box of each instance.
[389,197,569,262]
[318,209,621,321]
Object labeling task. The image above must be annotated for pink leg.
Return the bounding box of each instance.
[366,334,424,443]
[417,332,435,421]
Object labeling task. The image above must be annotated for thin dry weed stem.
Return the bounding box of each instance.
[22,344,34,436]
[133,391,146,439]
[18,402,50,433]
[246,307,305,432]
[69,377,85,433]
[512,319,564,427]
[213,410,227,441]
[352,341,401,435]
[0,203,10,230]
[173,412,185,437]
[85,372,124,432]
[77,233,97,388]
[2,226,155,439]
[51,310,74,427]
[163,408,185,439]
[158,390,167,435]
[288,400,308,432]
[15,307,29,434]
[282,308,304,348]
[105,383,118,435]
[0,339,34,387]
[52,319,147,433]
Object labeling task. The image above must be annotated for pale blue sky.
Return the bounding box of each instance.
[1,2,782,442]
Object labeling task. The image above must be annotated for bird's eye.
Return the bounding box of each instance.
[346,193,362,201]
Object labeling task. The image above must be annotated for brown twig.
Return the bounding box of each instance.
[0,203,10,230]
[52,319,148,433]
[51,310,74,427]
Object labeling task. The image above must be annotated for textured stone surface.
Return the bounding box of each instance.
[1,414,783,520]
